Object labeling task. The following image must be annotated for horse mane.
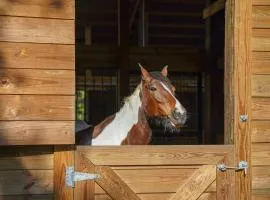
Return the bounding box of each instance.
[121,83,142,111]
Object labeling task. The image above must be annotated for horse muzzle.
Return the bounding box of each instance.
[169,109,187,128]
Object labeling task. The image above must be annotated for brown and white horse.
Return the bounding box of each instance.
[76,64,187,145]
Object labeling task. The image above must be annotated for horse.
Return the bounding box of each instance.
[76,64,187,145]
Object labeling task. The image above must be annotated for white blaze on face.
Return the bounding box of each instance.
[160,82,186,115]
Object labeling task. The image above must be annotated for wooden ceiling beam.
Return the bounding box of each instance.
[150,23,204,29]
[149,11,201,17]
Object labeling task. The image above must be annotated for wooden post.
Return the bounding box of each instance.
[138,0,148,47]
[117,0,130,107]
[224,0,252,199]
[85,25,92,45]
[203,0,213,144]
[54,145,75,200]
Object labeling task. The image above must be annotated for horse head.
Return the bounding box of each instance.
[139,64,187,130]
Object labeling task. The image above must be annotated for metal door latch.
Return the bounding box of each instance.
[217,161,248,175]
[240,115,248,122]
[66,166,100,187]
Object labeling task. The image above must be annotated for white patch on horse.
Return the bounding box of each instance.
[160,82,186,114]
[91,84,142,145]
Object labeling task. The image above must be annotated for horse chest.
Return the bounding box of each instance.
[121,123,152,145]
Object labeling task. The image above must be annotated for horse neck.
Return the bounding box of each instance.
[116,83,143,122]
[92,83,151,145]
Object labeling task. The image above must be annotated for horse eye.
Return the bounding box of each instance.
[149,86,156,91]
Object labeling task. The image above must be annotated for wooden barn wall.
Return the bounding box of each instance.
[0,0,75,199]
[251,0,270,199]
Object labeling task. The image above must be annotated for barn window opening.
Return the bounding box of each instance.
[75,0,225,145]
[76,68,118,125]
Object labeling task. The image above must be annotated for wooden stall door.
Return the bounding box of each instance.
[55,145,237,200]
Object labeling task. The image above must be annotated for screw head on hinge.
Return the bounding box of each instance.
[240,115,248,122]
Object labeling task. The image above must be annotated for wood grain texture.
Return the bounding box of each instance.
[0,194,53,200]
[252,190,270,200]
[252,29,270,51]
[252,52,270,74]
[252,75,270,97]
[94,168,196,193]
[95,166,140,200]
[253,6,270,28]
[0,121,74,145]
[0,170,53,195]
[251,121,270,142]
[0,69,74,95]
[95,180,217,194]
[252,166,270,189]
[0,95,74,120]
[169,165,216,200]
[252,98,270,120]
[0,16,74,44]
[252,143,270,166]
[94,193,216,200]
[216,150,235,200]
[225,0,252,199]
[74,152,95,200]
[78,145,232,166]
[0,146,53,170]
[252,195,270,200]
[198,193,216,200]
[0,154,53,170]
[54,145,74,200]
[0,42,74,70]
[0,0,74,19]
[253,0,270,5]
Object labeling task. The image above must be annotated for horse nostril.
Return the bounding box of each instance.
[172,109,187,124]
[172,109,181,119]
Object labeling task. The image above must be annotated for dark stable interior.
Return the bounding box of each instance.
[75,0,225,145]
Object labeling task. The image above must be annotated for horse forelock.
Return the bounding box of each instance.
[149,71,174,93]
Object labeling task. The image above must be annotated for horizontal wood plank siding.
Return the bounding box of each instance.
[252,5,270,197]
[0,170,53,195]
[0,0,74,19]
[253,0,270,5]
[252,29,270,51]
[0,42,74,70]
[0,146,54,198]
[252,75,270,97]
[252,52,270,74]
[0,121,74,145]
[0,1,75,146]
[0,1,74,199]
[0,69,74,95]
[0,95,74,120]
[0,195,53,200]
[0,16,74,44]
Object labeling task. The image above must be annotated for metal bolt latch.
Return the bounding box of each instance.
[217,161,248,175]
[66,166,100,187]
[240,115,248,122]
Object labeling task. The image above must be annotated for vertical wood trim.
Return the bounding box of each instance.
[74,152,95,200]
[85,25,92,45]
[224,0,252,199]
[54,145,74,200]
[217,149,236,200]
[117,0,130,107]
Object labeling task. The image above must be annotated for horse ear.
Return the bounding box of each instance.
[161,65,168,77]
[138,63,151,82]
